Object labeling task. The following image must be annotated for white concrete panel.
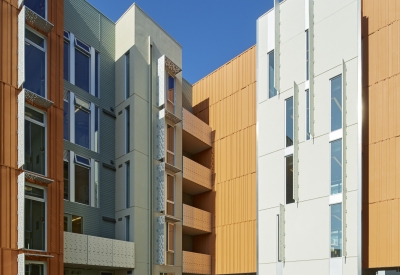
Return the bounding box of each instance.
[133,94,149,153]
[257,54,269,104]
[285,198,330,262]
[330,257,343,275]
[342,256,358,275]
[259,208,279,264]
[115,6,135,59]
[267,11,275,52]
[133,151,149,209]
[345,191,358,258]
[345,125,358,192]
[134,206,149,263]
[259,263,277,275]
[257,14,269,58]
[298,135,330,201]
[115,54,126,107]
[280,0,305,44]
[314,0,357,24]
[305,0,309,30]
[258,97,285,157]
[314,2,358,76]
[258,151,285,210]
[283,258,329,275]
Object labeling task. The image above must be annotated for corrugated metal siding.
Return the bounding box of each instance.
[362,0,400,269]
[63,0,116,239]
[192,46,257,274]
[182,78,193,112]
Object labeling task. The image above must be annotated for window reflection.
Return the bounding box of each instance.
[286,155,294,204]
[331,75,342,132]
[25,30,45,98]
[286,97,294,147]
[269,51,276,98]
[331,203,342,257]
[25,0,46,18]
[331,139,342,194]
[75,49,90,93]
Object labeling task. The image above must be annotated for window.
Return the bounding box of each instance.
[64,157,69,200]
[95,51,100,98]
[25,185,46,250]
[75,97,90,149]
[75,38,91,93]
[64,31,70,81]
[167,125,175,165]
[331,75,342,132]
[64,214,83,234]
[268,50,276,98]
[125,51,130,99]
[125,107,130,153]
[166,222,174,265]
[94,161,99,207]
[25,29,46,98]
[125,216,130,241]
[125,162,130,209]
[305,89,310,140]
[285,155,294,204]
[25,106,46,175]
[25,0,46,18]
[306,30,309,81]
[75,155,90,205]
[167,75,175,113]
[331,203,342,257]
[94,107,99,153]
[166,175,175,216]
[285,97,294,147]
[331,139,342,195]
[64,91,69,140]
[25,261,46,275]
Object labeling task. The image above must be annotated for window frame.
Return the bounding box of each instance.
[268,50,276,98]
[74,37,91,94]
[330,138,343,195]
[166,222,175,265]
[24,183,47,252]
[74,154,91,206]
[166,124,175,165]
[166,173,175,216]
[25,27,47,98]
[330,74,343,133]
[74,96,91,150]
[330,203,343,258]
[166,74,175,114]
[25,260,47,275]
[25,104,47,176]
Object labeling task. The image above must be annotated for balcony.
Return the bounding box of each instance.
[183,204,211,235]
[183,251,211,274]
[64,232,135,269]
[182,108,212,154]
[183,157,212,195]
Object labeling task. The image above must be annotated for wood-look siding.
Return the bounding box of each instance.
[362,0,400,269]
[192,46,257,274]
[0,0,64,273]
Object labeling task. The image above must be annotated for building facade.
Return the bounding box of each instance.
[257,0,361,274]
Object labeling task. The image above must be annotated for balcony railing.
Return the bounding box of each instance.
[64,232,135,269]
[183,204,211,234]
[182,108,212,154]
[183,156,212,195]
[183,251,211,274]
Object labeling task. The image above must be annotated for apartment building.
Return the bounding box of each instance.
[257,0,361,275]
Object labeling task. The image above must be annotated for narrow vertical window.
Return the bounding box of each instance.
[125,216,130,241]
[64,158,69,200]
[24,185,46,250]
[94,161,99,207]
[64,91,69,140]
[94,107,99,153]
[285,155,294,204]
[305,89,310,140]
[268,51,276,98]
[166,175,175,216]
[125,51,130,99]
[75,97,90,149]
[167,75,175,113]
[75,155,90,205]
[331,75,342,132]
[125,162,130,209]
[166,223,174,265]
[25,29,46,98]
[25,0,46,18]
[331,203,342,257]
[64,214,83,234]
[167,125,175,165]
[75,38,91,93]
[306,30,309,81]
[331,139,342,195]
[125,107,130,153]
[25,106,46,175]
[64,38,70,81]
[25,262,45,275]
[95,51,100,98]
[285,97,294,147]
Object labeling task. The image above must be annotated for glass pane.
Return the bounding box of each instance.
[76,39,90,52]
[25,41,45,97]
[26,29,44,48]
[72,215,83,234]
[125,52,130,99]
[126,162,130,208]
[25,185,44,199]
[126,107,130,153]
[64,100,69,140]
[331,139,342,195]
[331,203,342,257]
[94,161,99,207]
[95,52,100,98]
[75,49,90,93]
[25,0,46,18]
[25,198,45,250]
[168,223,174,252]
[75,107,90,149]
[306,90,310,140]
[285,156,294,204]
[64,161,69,200]
[167,175,174,202]
[167,125,174,152]
[64,41,69,81]
[75,164,90,205]
[25,263,45,275]
[25,120,45,175]
[331,75,342,132]
[76,155,90,166]
[64,216,68,231]
[25,107,44,123]
[286,97,294,147]
[125,216,130,241]
[268,51,276,98]
[94,107,99,153]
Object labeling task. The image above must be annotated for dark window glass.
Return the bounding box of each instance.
[125,51,130,99]
[25,263,45,275]
[76,40,90,52]
[25,31,45,97]
[75,49,90,93]
[25,107,44,123]
[306,90,310,140]
[286,97,294,147]
[75,106,90,149]
[25,185,44,198]
[95,52,100,98]
[25,0,46,18]
[125,107,130,153]
[64,161,69,200]
[75,164,89,205]
[331,203,342,257]
[24,197,45,250]
[331,75,342,132]
[94,107,99,152]
[331,139,342,195]
[76,155,90,166]
[25,119,45,175]
[126,162,130,209]
[268,51,276,98]
[285,156,294,204]
[72,215,83,234]
[125,216,130,241]
[64,100,69,140]
[64,41,69,81]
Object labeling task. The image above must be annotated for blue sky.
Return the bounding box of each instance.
[86,0,272,84]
